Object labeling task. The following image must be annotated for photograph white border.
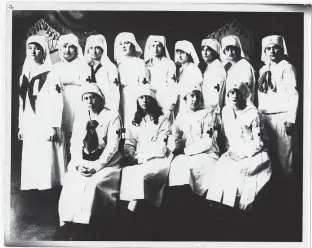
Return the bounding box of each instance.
[3,2,311,248]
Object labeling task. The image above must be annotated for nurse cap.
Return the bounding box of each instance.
[226,81,250,100]
[81,83,104,100]
[221,35,245,58]
[201,38,221,55]
[261,35,288,62]
[175,40,200,66]
[136,85,156,99]
[180,83,202,100]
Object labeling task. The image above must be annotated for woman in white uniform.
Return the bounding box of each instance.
[174,40,203,115]
[168,83,220,197]
[18,35,66,191]
[219,35,256,109]
[200,38,226,110]
[46,33,90,161]
[119,85,171,240]
[162,83,221,240]
[257,35,298,178]
[57,83,122,240]
[206,82,271,210]
[144,35,177,123]
[114,32,150,130]
[84,34,120,112]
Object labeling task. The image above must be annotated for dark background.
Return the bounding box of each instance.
[10,10,304,241]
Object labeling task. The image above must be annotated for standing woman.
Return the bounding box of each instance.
[144,35,177,123]
[58,83,122,240]
[174,40,203,115]
[257,35,298,178]
[18,35,66,191]
[84,34,120,112]
[200,38,226,110]
[219,35,256,109]
[46,33,90,161]
[114,32,150,130]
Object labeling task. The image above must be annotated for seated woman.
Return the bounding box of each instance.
[206,82,272,211]
[168,83,220,197]
[163,83,221,240]
[57,83,122,240]
[119,85,171,239]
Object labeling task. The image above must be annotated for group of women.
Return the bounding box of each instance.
[18,31,298,240]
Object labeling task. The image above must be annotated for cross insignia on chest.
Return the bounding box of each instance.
[172,74,178,83]
[55,84,62,93]
[86,76,94,83]
[214,84,220,92]
[114,78,120,86]
[143,78,148,84]
[116,128,126,138]
[206,128,214,138]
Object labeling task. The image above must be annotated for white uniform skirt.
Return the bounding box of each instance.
[58,163,121,226]
[120,157,170,207]
[169,153,218,196]
[206,151,271,209]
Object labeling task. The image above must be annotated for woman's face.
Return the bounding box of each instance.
[228,88,245,108]
[60,42,78,62]
[224,45,240,62]
[82,93,103,112]
[138,95,152,111]
[201,45,216,63]
[150,41,164,57]
[175,49,189,65]
[119,40,134,56]
[88,46,104,60]
[27,43,44,63]
[265,44,283,63]
[185,91,201,111]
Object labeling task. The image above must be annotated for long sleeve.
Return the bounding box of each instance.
[69,114,85,165]
[124,127,138,157]
[18,75,24,130]
[94,114,121,169]
[248,65,257,106]
[42,71,64,129]
[166,60,178,105]
[107,63,121,112]
[284,65,299,123]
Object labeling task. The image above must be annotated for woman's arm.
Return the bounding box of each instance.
[92,114,122,171]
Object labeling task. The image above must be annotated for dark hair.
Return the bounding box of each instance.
[132,97,163,126]
[28,42,44,52]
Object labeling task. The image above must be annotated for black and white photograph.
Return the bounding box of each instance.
[4,2,311,247]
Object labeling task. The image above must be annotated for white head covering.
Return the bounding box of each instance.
[81,82,104,100]
[22,35,52,75]
[180,82,202,100]
[201,38,221,55]
[136,85,156,99]
[58,33,84,62]
[114,32,142,64]
[84,34,108,65]
[226,81,250,101]
[144,35,170,62]
[261,35,288,63]
[175,40,200,66]
[221,35,245,61]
